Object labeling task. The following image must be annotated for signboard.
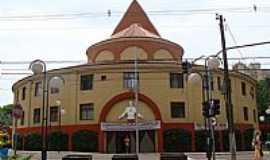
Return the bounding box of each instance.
[194,122,228,131]
[12,104,23,119]
[101,120,161,131]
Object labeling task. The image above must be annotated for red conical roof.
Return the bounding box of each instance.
[111,23,160,38]
[112,0,160,36]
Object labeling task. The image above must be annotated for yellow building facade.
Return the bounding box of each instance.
[13,0,258,153]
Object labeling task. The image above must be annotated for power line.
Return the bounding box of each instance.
[225,23,246,63]
[0,6,270,22]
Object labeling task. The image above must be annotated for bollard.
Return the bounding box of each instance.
[160,153,187,160]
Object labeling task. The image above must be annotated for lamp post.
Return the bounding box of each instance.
[186,55,220,160]
[259,106,270,122]
[133,47,139,155]
[29,59,65,160]
[55,100,65,153]
[29,60,47,160]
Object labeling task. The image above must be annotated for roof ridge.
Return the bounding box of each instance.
[112,0,160,36]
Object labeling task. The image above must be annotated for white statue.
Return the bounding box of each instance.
[118,101,143,121]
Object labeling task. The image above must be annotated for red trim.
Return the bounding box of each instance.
[158,124,164,152]
[99,91,163,152]
[259,123,270,130]
[219,131,223,151]
[99,92,162,123]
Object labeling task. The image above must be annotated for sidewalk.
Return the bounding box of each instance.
[16,151,270,160]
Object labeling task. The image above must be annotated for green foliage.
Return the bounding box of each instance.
[24,133,42,151]
[2,155,32,160]
[48,131,68,151]
[195,131,206,152]
[0,104,13,127]
[14,134,23,150]
[243,128,254,151]
[72,130,98,152]
[223,129,242,151]
[257,78,270,113]
[163,129,192,152]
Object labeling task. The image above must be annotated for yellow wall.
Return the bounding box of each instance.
[13,63,258,129]
[120,47,148,60]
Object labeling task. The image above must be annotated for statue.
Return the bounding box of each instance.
[118,101,143,121]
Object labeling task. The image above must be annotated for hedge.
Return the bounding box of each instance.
[163,129,192,152]
[223,129,242,151]
[24,133,42,151]
[195,131,207,152]
[243,128,254,151]
[72,130,98,152]
[14,133,24,150]
[48,131,68,151]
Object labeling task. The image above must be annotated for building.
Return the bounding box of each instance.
[232,62,267,81]
[13,0,258,153]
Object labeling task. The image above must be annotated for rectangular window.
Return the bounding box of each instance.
[217,77,222,91]
[170,102,185,118]
[20,111,24,125]
[34,82,42,96]
[80,74,94,90]
[170,73,184,88]
[80,103,94,120]
[22,87,26,100]
[50,106,59,122]
[33,108,41,124]
[123,72,139,89]
[241,82,246,96]
[16,90,19,102]
[210,79,214,91]
[250,87,255,99]
[243,107,249,121]
[50,87,60,94]
[253,109,257,123]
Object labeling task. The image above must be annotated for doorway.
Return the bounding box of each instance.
[106,130,156,153]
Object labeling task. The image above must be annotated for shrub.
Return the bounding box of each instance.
[243,128,254,151]
[24,133,42,151]
[14,133,24,150]
[163,129,192,152]
[72,130,98,152]
[223,129,242,151]
[48,131,68,151]
[195,131,207,152]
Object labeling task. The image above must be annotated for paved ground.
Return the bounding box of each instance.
[16,151,270,160]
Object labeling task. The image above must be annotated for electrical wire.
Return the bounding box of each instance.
[0,6,269,22]
[225,23,246,63]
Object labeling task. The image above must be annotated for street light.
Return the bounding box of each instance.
[29,60,47,160]
[29,59,65,160]
[259,106,270,122]
[55,100,65,153]
[186,55,220,160]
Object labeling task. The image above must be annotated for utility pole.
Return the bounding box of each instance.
[134,47,139,155]
[217,14,237,160]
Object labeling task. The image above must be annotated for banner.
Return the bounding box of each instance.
[194,122,228,131]
[101,120,161,131]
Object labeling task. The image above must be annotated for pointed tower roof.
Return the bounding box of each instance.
[112,0,160,36]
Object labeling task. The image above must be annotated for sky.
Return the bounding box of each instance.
[1,0,270,106]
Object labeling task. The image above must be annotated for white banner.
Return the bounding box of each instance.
[101,120,161,131]
[194,122,228,131]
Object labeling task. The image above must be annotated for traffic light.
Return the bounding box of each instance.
[182,60,191,74]
[213,99,221,115]
[202,101,210,117]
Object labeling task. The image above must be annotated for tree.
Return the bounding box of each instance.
[0,104,13,127]
[257,78,270,122]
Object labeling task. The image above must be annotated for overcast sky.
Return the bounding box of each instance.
[1,0,270,106]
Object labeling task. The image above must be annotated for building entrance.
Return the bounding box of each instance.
[106,130,156,153]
